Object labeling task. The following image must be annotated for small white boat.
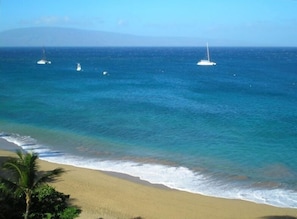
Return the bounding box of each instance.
[102,71,108,75]
[37,59,51,64]
[37,48,51,65]
[76,63,82,71]
[197,43,216,66]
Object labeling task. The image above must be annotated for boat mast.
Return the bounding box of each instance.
[42,48,47,60]
[206,42,210,61]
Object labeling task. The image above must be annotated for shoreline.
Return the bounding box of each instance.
[1,140,297,218]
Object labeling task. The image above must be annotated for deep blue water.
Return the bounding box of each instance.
[1,47,297,208]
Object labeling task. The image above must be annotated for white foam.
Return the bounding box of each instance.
[1,133,297,209]
[44,153,297,208]
[0,133,61,158]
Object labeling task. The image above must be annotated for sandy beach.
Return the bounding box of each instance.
[1,141,297,219]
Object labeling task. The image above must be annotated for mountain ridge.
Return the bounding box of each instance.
[0,27,203,47]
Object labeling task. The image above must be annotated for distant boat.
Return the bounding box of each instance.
[37,48,51,64]
[102,71,108,75]
[76,63,82,71]
[197,43,216,66]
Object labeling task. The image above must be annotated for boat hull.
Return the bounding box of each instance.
[37,59,51,64]
[197,60,216,66]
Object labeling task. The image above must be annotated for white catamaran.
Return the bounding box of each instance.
[37,48,51,64]
[76,63,82,71]
[197,43,216,66]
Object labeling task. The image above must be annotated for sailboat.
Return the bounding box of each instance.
[197,43,216,66]
[76,63,82,71]
[37,48,51,64]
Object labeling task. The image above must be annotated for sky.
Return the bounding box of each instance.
[1,0,297,46]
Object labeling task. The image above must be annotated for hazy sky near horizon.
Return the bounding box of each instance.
[1,0,297,46]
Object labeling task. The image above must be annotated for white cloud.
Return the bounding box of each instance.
[19,16,71,27]
[34,16,70,25]
[18,16,105,29]
[117,19,128,26]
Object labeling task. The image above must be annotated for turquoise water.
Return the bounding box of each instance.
[1,47,297,208]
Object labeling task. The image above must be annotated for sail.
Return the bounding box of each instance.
[197,43,216,66]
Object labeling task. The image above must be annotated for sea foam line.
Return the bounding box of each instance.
[1,132,297,209]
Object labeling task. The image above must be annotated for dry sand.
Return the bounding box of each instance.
[1,144,297,219]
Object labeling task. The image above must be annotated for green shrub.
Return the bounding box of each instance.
[29,184,81,219]
[1,177,81,219]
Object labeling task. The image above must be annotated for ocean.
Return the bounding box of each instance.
[1,47,297,208]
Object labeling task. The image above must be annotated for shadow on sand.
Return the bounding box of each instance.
[261,216,297,219]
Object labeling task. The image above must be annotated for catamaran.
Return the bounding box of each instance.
[37,48,51,64]
[76,63,82,71]
[197,43,216,66]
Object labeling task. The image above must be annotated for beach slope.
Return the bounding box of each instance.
[1,149,297,219]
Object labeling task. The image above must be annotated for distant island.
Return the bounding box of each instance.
[0,27,206,47]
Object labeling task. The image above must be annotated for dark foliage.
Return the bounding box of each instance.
[0,184,25,219]
[30,185,81,219]
[0,151,81,219]
[0,183,81,219]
